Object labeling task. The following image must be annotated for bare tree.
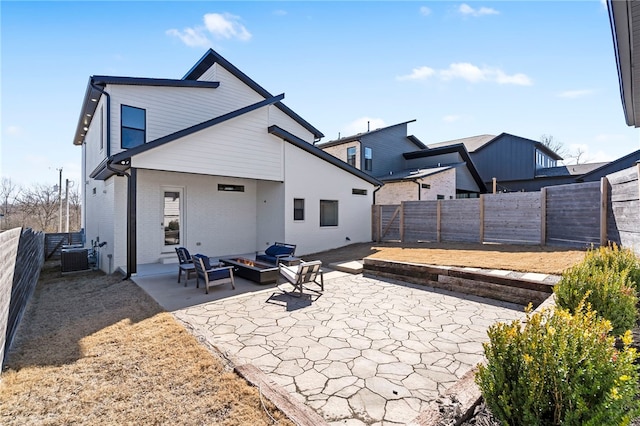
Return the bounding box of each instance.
[19,183,60,232]
[0,177,21,230]
[565,146,590,165]
[68,185,82,231]
[539,134,567,157]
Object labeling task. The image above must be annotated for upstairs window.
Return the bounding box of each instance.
[364,147,373,171]
[121,105,146,149]
[347,147,357,167]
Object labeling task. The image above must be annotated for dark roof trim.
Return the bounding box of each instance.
[91,94,284,180]
[608,0,635,126]
[92,75,220,88]
[403,143,488,192]
[184,49,324,139]
[73,76,220,146]
[317,119,417,148]
[477,133,563,161]
[406,135,428,149]
[577,148,640,181]
[267,125,383,186]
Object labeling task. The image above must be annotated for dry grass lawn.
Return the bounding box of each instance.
[0,242,588,425]
[0,263,294,426]
[307,241,587,275]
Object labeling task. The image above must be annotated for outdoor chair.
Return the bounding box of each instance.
[277,260,324,297]
[255,242,297,264]
[192,254,235,294]
[175,247,196,286]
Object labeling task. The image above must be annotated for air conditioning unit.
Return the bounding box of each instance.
[61,247,89,273]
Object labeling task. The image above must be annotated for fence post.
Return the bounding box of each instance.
[436,200,442,243]
[600,176,608,246]
[399,202,405,243]
[540,188,547,246]
[479,194,485,243]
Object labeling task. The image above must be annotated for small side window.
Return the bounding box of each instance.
[121,105,146,149]
[294,198,305,221]
[320,200,338,227]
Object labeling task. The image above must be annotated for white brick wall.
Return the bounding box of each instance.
[375,168,456,204]
[321,142,361,169]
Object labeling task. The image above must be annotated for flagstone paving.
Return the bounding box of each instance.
[173,274,527,425]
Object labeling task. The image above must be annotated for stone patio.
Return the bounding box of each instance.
[159,272,528,425]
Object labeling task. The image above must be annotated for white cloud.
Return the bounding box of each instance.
[204,13,251,41]
[167,13,251,47]
[5,125,23,137]
[396,66,435,81]
[341,117,387,137]
[558,89,594,99]
[420,6,432,16]
[442,115,461,123]
[398,62,532,86]
[458,3,499,17]
[273,10,287,16]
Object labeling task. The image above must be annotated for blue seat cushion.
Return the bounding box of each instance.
[208,269,231,280]
[265,245,294,257]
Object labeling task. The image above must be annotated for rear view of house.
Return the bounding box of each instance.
[73,49,380,274]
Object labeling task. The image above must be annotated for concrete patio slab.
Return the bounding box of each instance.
[133,265,527,425]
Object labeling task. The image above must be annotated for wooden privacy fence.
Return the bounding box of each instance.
[44,231,84,260]
[373,165,640,251]
[1,227,44,369]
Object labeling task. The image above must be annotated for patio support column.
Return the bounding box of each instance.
[127,167,137,276]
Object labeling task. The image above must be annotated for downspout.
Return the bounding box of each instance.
[415,180,421,200]
[106,161,136,280]
[373,185,383,205]
[90,80,111,157]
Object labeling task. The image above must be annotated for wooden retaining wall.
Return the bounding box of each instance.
[363,258,554,307]
[1,227,44,368]
[607,165,640,252]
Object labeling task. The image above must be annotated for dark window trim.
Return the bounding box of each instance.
[218,184,245,192]
[352,188,367,195]
[320,199,339,227]
[293,198,305,221]
[121,104,146,149]
[347,146,357,167]
[364,147,372,171]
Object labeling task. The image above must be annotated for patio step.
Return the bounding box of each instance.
[159,254,178,264]
[328,260,363,274]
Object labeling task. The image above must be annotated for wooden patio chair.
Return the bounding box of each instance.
[192,254,235,294]
[277,260,324,297]
[175,247,196,286]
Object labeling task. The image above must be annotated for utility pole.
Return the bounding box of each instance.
[65,178,70,233]
[58,167,63,232]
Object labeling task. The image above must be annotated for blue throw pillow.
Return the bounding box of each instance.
[195,254,211,269]
[265,246,278,256]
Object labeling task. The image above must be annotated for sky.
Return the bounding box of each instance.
[2,0,640,189]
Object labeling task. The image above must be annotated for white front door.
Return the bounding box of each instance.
[162,188,183,252]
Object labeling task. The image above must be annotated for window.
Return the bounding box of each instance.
[421,183,430,189]
[99,105,104,151]
[294,198,305,221]
[364,147,373,171]
[437,194,445,200]
[347,147,356,167]
[352,188,367,195]
[218,184,244,192]
[320,200,338,227]
[121,105,146,149]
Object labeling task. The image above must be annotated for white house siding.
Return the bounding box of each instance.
[135,169,259,265]
[322,142,361,169]
[83,98,108,180]
[198,63,266,112]
[83,177,118,274]
[269,106,316,144]
[283,142,375,255]
[375,168,456,204]
[256,180,286,253]
[132,107,284,182]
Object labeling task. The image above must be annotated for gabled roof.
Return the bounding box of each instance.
[402,143,488,192]
[535,162,609,178]
[316,120,418,149]
[427,132,563,160]
[427,134,496,152]
[577,148,640,181]
[90,94,285,180]
[267,125,383,186]
[184,49,324,139]
[73,76,220,146]
[378,165,454,183]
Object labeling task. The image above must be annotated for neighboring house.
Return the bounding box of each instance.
[425,133,564,192]
[73,49,381,275]
[318,121,486,203]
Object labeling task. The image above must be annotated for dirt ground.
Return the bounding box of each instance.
[0,242,588,425]
[306,241,587,275]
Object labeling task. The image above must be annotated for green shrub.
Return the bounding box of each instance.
[554,261,637,336]
[476,304,639,426]
[582,244,640,291]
